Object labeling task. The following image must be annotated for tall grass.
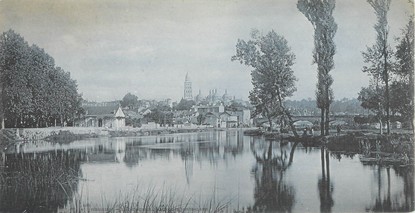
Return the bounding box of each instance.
[63,183,233,213]
[0,151,82,212]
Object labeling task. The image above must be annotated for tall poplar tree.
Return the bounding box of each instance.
[297,0,337,136]
[362,0,393,134]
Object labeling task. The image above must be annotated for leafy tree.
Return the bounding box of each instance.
[394,18,414,130]
[358,82,386,132]
[362,0,393,134]
[298,0,337,136]
[197,113,206,125]
[144,103,173,126]
[0,30,33,127]
[121,93,139,109]
[389,81,412,122]
[145,108,173,127]
[28,45,55,127]
[174,99,195,111]
[0,29,83,128]
[225,100,245,111]
[232,30,298,136]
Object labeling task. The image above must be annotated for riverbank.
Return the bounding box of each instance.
[0,126,250,149]
[243,128,414,165]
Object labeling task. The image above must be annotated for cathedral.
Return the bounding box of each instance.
[183,73,235,105]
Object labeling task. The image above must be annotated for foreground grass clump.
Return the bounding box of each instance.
[0,151,82,212]
[67,184,233,213]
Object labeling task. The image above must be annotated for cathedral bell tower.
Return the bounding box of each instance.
[184,73,192,100]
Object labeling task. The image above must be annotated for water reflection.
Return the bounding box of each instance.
[0,130,413,212]
[367,165,414,212]
[319,148,334,212]
[0,151,82,212]
[249,139,298,211]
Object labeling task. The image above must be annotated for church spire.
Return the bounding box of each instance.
[185,72,190,81]
[184,72,192,100]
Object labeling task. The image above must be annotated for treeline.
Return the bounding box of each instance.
[0,30,83,128]
[358,3,414,132]
[285,98,367,116]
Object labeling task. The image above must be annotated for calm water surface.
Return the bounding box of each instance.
[0,130,413,212]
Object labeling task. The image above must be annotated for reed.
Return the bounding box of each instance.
[62,183,233,213]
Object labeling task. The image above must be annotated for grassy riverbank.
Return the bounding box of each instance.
[243,128,414,166]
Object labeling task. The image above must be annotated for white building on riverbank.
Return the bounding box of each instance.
[77,105,126,128]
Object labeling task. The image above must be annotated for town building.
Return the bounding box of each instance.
[193,104,225,114]
[77,104,126,128]
[193,103,251,127]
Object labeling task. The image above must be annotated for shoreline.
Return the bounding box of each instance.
[0,126,257,146]
[1,127,413,166]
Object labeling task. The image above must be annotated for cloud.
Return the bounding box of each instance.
[0,0,413,102]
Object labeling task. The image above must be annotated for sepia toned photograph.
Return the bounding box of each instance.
[0,0,413,212]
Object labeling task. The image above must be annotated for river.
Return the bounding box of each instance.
[0,130,413,212]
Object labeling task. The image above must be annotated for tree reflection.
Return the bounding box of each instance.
[318,148,334,213]
[224,131,244,158]
[367,165,414,212]
[0,151,82,212]
[394,165,414,211]
[124,144,150,167]
[249,139,298,211]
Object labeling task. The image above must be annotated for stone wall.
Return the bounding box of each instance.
[16,127,109,141]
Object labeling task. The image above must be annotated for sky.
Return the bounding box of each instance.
[0,0,413,102]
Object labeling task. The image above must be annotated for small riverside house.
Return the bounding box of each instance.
[79,105,125,128]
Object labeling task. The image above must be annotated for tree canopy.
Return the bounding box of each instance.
[174,99,195,111]
[232,30,298,136]
[362,0,393,133]
[0,29,83,128]
[298,0,337,136]
[393,18,414,130]
[121,92,139,109]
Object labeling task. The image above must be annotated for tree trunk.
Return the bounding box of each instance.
[325,105,330,136]
[268,117,273,132]
[384,42,390,135]
[379,119,383,135]
[385,75,390,134]
[1,118,4,129]
[321,148,325,179]
[325,148,330,181]
[321,108,325,136]
[288,141,299,166]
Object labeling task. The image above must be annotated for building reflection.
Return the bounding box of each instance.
[249,139,298,211]
[223,130,244,158]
